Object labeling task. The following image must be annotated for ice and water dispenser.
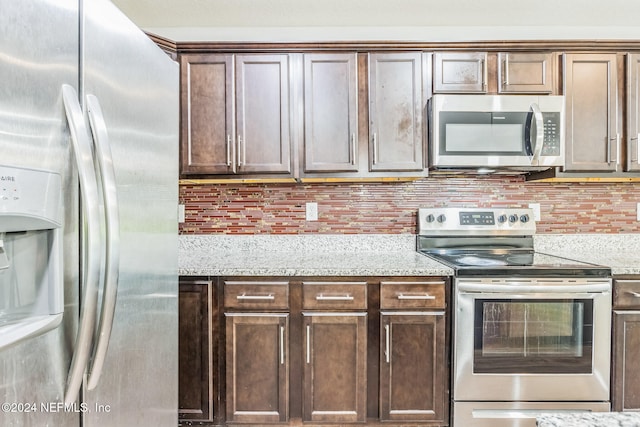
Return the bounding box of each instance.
[0,164,63,349]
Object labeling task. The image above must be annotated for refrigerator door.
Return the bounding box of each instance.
[0,0,80,426]
[80,0,179,425]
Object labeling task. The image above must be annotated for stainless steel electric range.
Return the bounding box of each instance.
[417,207,612,427]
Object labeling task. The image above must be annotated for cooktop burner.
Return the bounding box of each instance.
[416,207,611,278]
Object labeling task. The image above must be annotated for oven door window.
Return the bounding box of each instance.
[473,299,593,374]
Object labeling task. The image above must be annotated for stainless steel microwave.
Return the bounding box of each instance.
[429,94,565,171]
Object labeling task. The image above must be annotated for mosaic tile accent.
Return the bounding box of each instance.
[179,176,640,234]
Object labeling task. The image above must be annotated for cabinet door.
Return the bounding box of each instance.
[613,311,640,411]
[225,313,289,423]
[627,54,640,171]
[369,52,425,171]
[303,53,358,173]
[433,52,487,93]
[380,312,447,423]
[564,53,619,171]
[179,279,214,423]
[180,54,235,174]
[236,54,292,174]
[498,52,554,93]
[303,313,367,423]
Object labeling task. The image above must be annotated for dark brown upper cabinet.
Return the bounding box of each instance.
[302,53,359,173]
[369,52,427,172]
[498,52,555,93]
[180,53,292,176]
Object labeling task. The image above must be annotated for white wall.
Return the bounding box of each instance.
[110,0,640,42]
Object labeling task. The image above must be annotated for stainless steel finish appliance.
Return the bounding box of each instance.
[0,0,178,426]
[417,207,612,427]
[429,95,565,171]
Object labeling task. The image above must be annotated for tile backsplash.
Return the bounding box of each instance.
[179,176,640,234]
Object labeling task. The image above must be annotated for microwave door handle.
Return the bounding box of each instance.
[85,94,120,391]
[528,103,544,165]
[61,84,102,406]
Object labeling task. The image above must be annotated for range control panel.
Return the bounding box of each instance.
[418,207,536,236]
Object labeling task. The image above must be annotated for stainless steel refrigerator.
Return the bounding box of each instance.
[0,0,178,425]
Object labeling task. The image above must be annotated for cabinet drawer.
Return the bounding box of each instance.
[302,281,367,310]
[380,281,446,309]
[614,280,640,309]
[224,281,289,310]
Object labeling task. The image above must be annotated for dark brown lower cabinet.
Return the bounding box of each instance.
[380,312,447,423]
[179,279,214,424]
[302,313,367,423]
[225,313,289,423]
[613,311,640,411]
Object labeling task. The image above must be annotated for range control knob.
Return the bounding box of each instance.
[426,214,435,223]
[437,214,447,223]
[508,214,519,223]
[497,214,508,224]
[520,214,530,223]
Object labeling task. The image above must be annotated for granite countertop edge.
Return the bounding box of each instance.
[178,233,640,277]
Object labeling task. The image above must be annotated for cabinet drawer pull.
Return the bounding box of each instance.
[315,293,354,301]
[236,293,275,301]
[397,293,436,300]
[628,291,640,298]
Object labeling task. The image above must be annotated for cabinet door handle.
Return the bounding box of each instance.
[628,291,640,298]
[237,134,244,167]
[608,133,619,164]
[503,55,509,87]
[315,293,354,301]
[482,58,488,92]
[632,134,640,162]
[384,324,390,363]
[397,293,436,300]
[280,325,285,365]
[306,324,311,364]
[236,293,275,301]
[226,135,232,166]
[351,133,356,165]
[372,133,378,165]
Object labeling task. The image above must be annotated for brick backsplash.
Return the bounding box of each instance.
[179,176,640,234]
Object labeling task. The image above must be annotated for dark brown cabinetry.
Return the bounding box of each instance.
[301,281,368,423]
[302,53,359,173]
[180,53,292,176]
[369,52,427,172]
[433,52,487,93]
[379,280,448,424]
[498,52,555,94]
[223,280,290,423]
[627,54,640,171]
[563,53,621,172]
[179,278,215,424]
[612,279,640,411]
[179,276,450,426]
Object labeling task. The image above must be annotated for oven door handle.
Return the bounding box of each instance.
[457,282,610,294]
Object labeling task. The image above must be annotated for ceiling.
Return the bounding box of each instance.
[110,0,640,42]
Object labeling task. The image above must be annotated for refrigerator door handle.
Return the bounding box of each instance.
[61,84,102,405]
[85,94,120,390]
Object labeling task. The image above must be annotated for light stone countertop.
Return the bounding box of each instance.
[537,412,640,427]
[178,233,640,277]
[179,234,452,277]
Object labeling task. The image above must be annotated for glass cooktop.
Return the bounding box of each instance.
[421,249,611,278]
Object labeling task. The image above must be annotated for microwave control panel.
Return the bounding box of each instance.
[541,112,561,156]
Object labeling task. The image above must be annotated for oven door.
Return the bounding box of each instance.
[453,278,611,402]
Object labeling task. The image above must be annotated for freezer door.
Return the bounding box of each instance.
[0,0,80,426]
[80,0,179,425]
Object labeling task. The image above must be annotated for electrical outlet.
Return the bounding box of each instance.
[528,203,541,222]
[306,202,318,221]
[637,203,640,221]
[178,204,185,223]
